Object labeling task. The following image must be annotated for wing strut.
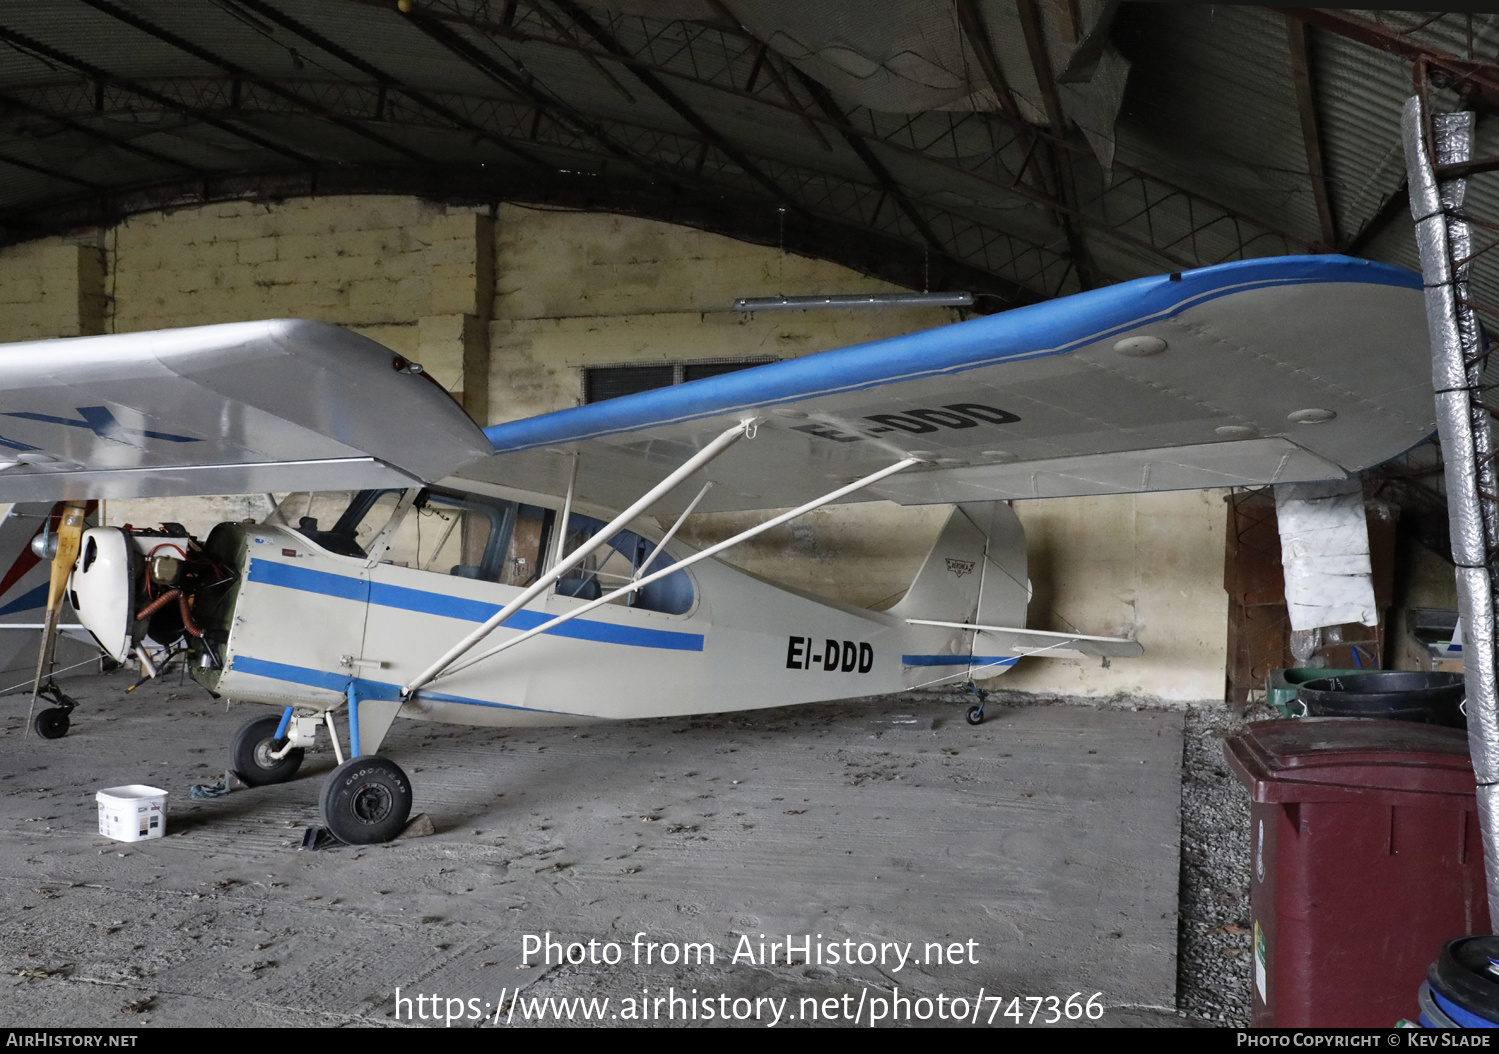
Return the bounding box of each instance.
[403,420,755,696]
[635,480,712,582]
[422,457,922,688]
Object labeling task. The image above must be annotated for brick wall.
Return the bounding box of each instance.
[0,237,105,342]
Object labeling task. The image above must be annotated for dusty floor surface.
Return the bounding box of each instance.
[0,670,1193,1028]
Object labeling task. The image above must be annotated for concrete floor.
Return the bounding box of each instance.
[1,669,1188,1027]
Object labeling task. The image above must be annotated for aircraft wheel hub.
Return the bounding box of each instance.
[351,782,393,824]
[321,756,413,844]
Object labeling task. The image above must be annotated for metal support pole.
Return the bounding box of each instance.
[547,451,579,575]
[347,683,362,758]
[403,420,754,695]
[325,709,345,766]
[634,480,712,582]
[1402,94,1499,926]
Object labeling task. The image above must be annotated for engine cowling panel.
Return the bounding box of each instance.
[69,525,225,666]
[69,527,139,662]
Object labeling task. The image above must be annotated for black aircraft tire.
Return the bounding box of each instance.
[230,715,304,786]
[33,707,69,739]
[320,755,412,845]
[965,705,985,726]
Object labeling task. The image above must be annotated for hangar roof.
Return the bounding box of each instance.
[0,3,1495,313]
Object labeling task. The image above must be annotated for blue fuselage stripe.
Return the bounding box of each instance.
[228,655,568,714]
[248,558,366,599]
[902,655,1019,667]
[246,558,704,652]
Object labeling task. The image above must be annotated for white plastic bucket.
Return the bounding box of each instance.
[96,785,167,842]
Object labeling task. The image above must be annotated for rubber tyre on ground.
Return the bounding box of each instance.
[320,755,412,845]
[33,707,69,739]
[965,705,985,726]
[230,714,304,786]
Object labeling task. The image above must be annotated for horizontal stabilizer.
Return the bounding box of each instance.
[905,619,1144,659]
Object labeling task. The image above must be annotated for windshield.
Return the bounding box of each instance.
[270,491,693,614]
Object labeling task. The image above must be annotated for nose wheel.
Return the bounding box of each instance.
[230,715,305,786]
[320,755,412,845]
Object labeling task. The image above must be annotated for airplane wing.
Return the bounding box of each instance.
[459,255,1433,514]
[0,320,492,501]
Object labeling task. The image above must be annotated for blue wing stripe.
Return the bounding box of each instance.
[482,256,1421,454]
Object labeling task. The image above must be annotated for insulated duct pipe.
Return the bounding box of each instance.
[1402,95,1499,925]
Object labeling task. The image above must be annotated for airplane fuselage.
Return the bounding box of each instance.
[202,520,913,727]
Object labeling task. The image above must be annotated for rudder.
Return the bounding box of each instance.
[892,502,1029,684]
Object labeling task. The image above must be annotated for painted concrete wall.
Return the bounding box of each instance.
[0,196,1229,701]
[1006,490,1227,699]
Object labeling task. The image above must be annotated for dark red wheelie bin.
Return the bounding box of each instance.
[1225,718,1490,1027]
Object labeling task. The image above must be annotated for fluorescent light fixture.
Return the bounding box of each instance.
[733,292,975,311]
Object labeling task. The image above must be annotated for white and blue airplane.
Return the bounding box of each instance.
[0,254,1433,843]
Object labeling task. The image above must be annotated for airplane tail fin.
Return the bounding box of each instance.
[890,502,1028,685]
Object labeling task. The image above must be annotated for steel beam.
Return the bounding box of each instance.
[787,70,946,258]
[79,0,432,167]
[0,91,201,175]
[956,0,1090,286]
[398,6,666,180]
[1012,0,1099,289]
[223,0,551,170]
[0,21,313,165]
[0,150,99,188]
[1284,15,1338,249]
[549,0,798,210]
[1281,9,1499,114]
[342,0,1313,272]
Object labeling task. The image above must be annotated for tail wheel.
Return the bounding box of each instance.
[33,707,70,739]
[230,714,304,786]
[320,755,412,845]
[965,705,985,726]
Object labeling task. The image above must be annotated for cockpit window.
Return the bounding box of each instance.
[271,492,692,614]
[276,489,551,582]
[554,513,695,615]
[271,491,379,557]
[404,492,551,586]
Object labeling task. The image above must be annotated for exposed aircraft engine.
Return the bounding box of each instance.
[70,524,229,671]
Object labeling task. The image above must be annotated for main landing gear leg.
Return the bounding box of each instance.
[319,685,412,845]
[964,681,989,726]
